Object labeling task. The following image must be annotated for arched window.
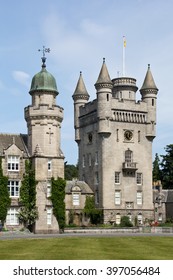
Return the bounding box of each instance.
[137,213,143,225]
[116,213,121,225]
[125,149,132,162]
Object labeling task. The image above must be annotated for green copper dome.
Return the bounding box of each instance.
[30,67,58,94]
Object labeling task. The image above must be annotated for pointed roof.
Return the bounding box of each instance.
[140,64,158,91]
[95,58,112,87]
[72,72,90,100]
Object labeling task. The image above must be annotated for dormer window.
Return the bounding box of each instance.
[8,156,19,171]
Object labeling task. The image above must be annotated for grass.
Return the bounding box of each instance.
[0,236,173,260]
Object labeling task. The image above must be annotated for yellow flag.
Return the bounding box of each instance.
[123,36,126,48]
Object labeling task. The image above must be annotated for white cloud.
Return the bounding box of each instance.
[12,71,30,87]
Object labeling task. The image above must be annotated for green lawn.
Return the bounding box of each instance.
[0,236,173,260]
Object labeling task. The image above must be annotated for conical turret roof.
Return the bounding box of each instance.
[72,72,90,100]
[140,64,158,91]
[95,58,112,87]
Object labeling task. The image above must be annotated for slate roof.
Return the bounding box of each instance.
[65,180,93,194]
[140,64,158,91]
[95,58,112,86]
[0,133,29,157]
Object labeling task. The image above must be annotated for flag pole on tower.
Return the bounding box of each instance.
[123,36,126,77]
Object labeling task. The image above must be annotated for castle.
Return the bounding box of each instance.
[72,58,158,225]
[0,50,162,232]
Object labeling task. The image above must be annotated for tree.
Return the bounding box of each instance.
[50,177,66,232]
[120,216,133,227]
[64,164,78,180]
[160,144,173,189]
[0,158,11,226]
[83,196,102,225]
[18,160,38,231]
[153,153,162,182]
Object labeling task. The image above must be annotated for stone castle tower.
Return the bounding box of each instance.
[25,55,64,233]
[73,59,158,225]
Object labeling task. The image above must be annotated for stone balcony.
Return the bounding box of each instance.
[122,162,138,171]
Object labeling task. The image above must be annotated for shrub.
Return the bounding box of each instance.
[120,216,133,227]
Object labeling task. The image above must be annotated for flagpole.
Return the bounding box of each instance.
[123,36,126,77]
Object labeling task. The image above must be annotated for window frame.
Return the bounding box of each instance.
[8,180,20,197]
[47,208,52,225]
[115,190,121,205]
[115,172,120,184]
[7,155,20,172]
[6,208,19,225]
[137,191,143,205]
[136,173,143,185]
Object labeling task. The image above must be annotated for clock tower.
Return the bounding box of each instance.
[73,60,158,225]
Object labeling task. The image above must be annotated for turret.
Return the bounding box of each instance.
[140,64,158,139]
[112,77,138,101]
[24,55,63,157]
[95,58,113,134]
[72,72,90,142]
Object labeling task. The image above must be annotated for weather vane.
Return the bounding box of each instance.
[38,46,50,67]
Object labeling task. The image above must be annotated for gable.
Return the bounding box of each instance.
[0,134,29,157]
[4,143,23,156]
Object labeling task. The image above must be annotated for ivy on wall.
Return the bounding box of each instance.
[50,177,66,232]
[0,158,11,226]
[18,160,38,232]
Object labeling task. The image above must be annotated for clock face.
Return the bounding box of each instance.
[124,130,133,141]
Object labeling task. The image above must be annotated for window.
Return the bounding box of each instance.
[137,191,143,205]
[48,159,52,171]
[95,152,98,165]
[136,173,142,185]
[95,190,99,204]
[138,131,141,142]
[152,98,154,106]
[137,213,143,225]
[95,172,99,184]
[115,172,120,184]
[73,193,80,206]
[82,155,86,168]
[115,190,121,205]
[116,213,121,225]
[126,202,133,209]
[6,208,19,225]
[158,213,162,222]
[47,208,52,225]
[47,181,51,197]
[88,153,92,166]
[125,149,132,162]
[8,156,19,171]
[127,213,132,222]
[8,180,20,197]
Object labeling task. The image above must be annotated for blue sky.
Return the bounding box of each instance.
[0,0,173,164]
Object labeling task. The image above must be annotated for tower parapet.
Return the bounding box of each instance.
[112,77,138,101]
